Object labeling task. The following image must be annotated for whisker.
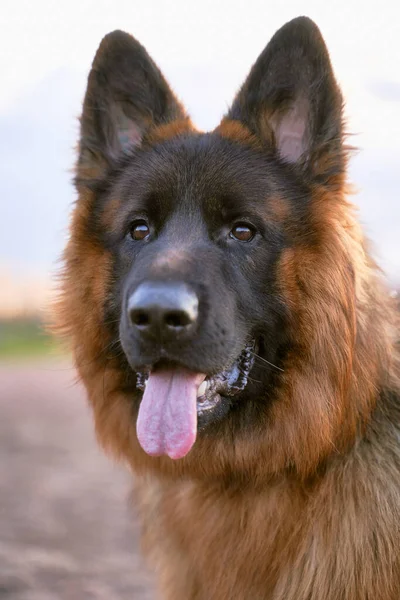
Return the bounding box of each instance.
[250,351,284,373]
[247,376,262,384]
[236,363,262,384]
[104,318,122,326]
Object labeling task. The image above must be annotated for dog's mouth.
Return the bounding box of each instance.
[135,341,255,460]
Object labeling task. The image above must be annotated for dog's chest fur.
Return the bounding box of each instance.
[135,422,400,600]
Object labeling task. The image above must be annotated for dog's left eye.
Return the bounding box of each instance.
[130,220,150,241]
[229,223,256,242]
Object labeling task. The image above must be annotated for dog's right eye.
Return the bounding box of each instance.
[229,223,256,242]
[130,220,150,241]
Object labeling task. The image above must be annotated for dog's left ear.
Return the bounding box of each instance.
[226,17,345,182]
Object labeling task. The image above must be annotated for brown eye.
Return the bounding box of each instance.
[230,223,256,242]
[130,220,150,241]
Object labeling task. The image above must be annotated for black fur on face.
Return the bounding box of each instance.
[76,16,344,430]
[90,132,301,424]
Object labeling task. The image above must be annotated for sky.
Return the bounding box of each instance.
[1,0,399,283]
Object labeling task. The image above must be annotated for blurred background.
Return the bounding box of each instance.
[1,0,399,598]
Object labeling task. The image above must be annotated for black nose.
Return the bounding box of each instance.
[128,281,199,339]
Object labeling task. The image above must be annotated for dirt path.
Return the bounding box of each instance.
[0,361,154,599]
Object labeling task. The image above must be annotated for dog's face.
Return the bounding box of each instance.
[60,18,376,478]
[98,132,293,458]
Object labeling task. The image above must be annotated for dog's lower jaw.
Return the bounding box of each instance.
[135,340,256,428]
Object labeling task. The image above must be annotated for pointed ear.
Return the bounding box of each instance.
[77,30,188,186]
[226,17,345,182]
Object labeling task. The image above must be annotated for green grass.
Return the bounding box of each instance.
[0,319,62,359]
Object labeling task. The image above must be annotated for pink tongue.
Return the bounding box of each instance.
[136,368,205,460]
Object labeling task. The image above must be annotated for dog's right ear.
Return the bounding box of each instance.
[225,17,344,184]
[77,30,188,187]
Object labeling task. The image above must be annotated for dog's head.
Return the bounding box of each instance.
[58,18,390,479]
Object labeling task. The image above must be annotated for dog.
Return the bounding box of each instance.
[56,16,400,599]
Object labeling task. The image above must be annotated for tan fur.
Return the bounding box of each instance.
[128,185,400,599]
[215,118,264,150]
[145,117,195,145]
[56,163,400,598]
[55,23,400,600]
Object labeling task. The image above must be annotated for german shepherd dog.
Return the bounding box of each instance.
[57,17,400,599]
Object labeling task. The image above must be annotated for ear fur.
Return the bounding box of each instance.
[226,17,345,182]
[77,30,188,185]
